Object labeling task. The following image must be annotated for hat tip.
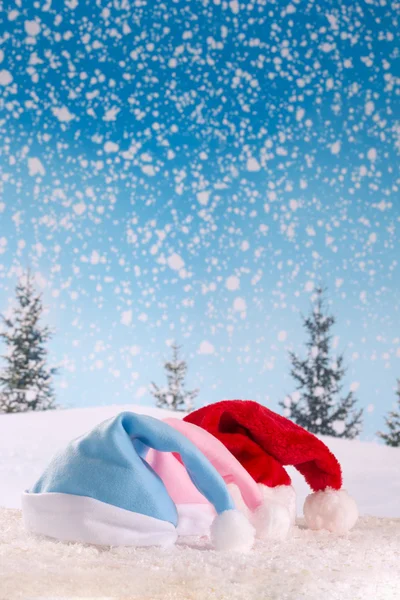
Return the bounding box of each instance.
[251,500,293,541]
[210,509,255,552]
[304,488,358,534]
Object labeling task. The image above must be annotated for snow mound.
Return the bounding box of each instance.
[1,508,399,600]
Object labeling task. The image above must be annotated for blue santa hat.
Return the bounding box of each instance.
[22,412,255,551]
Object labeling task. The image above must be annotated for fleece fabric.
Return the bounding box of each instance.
[184,400,343,491]
[147,417,262,511]
[28,411,236,527]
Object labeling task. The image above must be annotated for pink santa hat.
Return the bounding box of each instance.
[146,417,293,540]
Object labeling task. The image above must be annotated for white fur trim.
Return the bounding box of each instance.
[303,488,358,534]
[227,483,296,540]
[210,509,255,552]
[251,501,292,541]
[258,484,297,525]
[176,503,215,536]
[22,492,177,547]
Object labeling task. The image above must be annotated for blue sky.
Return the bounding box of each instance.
[0,0,399,439]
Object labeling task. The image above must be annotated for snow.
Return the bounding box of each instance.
[0,69,13,85]
[233,297,246,312]
[1,509,399,599]
[142,164,156,176]
[365,101,375,116]
[0,0,398,441]
[0,405,400,598]
[52,106,75,122]
[167,253,185,271]
[330,140,341,155]
[229,0,239,15]
[369,232,377,244]
[198,340,215,355]
[72,201,86,215]
[24,20,41,36]
[8,9,19,21]
[197,190,210,206]
[246,157,260,172]
[27,157,45,177]
[305,280,314,292]
[120,310,132,326]
[103,141,119,153]
[90,250,101,265]
[226,275,240,291]
[103,106,120,121]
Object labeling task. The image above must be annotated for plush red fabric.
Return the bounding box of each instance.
[184,400,342,492]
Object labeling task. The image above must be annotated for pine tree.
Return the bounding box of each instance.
[0,270,58,413]
[378,381,400,447]
[150,343,199,411]
[279,287,363,439]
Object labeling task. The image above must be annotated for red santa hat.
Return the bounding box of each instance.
[184,399,358,535]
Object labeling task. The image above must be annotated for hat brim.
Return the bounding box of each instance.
[22,491,177,547]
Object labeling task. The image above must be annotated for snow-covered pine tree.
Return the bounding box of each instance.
[378,381,400,447]
[279,287,363,439]
[150,343,199,411]
[0,270,58,413]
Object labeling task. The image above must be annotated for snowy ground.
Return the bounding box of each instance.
[1,509,399,600]
[0,405,400,599]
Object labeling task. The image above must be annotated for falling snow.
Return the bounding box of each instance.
[0,0,398,438]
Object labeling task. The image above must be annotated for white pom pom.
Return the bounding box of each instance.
[304,488,358,534]
[258,484,297,525]
[210,509,255,552]
[251,501,292,541]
